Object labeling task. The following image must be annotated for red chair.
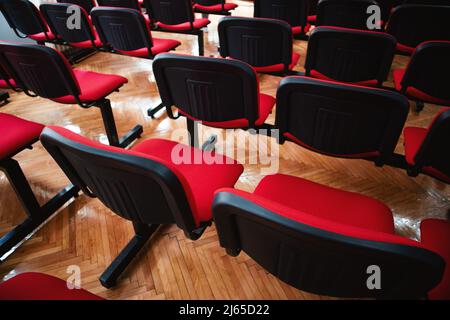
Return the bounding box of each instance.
[0,113,78,259]
[0,65,17,90]
[393,41,450,112]
[403,108,450,183]
[40,126,243,287]
[0,272,103,300]
[212,173,446,298]
[307,0,318,24]
[56,0,97,13]
[145,0,211,55]
[91,7,181,59]
[0,42,142,148]
[193,0,238,16]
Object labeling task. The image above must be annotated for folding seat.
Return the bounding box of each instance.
[218,17,300,76]
[304,26,396,87]
[316,0,381,30]
[0,273,103,300]
[90,7,181,59]
[0,42,143,148]
[393,41,450,111]
[193,0,238,16]
[403,108,450,183]
[0,0,57,44]
[212,173,446,298]
[253,0,310,38]
[144,0,211,55]
[0,113,79,259]
[386,5,450,55]
[40,3,103,49]
[307,0,318,24]
[56,0,97,13]
[275,77,409,166]
[39,125,244,287]
[151,53,276,145]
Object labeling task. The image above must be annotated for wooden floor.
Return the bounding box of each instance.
[0,1,449,299]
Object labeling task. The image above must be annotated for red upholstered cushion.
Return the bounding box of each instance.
[403,126,427,165]
[156,18,210,31]
[193,2,238,12]
[252,52,300,73]
[307,15,316,24]
[310,69,379,87]
[420,219,450,300]
[254,174,395,234]
[292,23,311,35]
[51,69,128,104]
[396,43,414,55]
[0,272,103,300]
[70,30,103,49]
[393,69,450,106]
[45,126,243,225]
[178,93,275,129]
[0,78,16,89]
[117,38,181,57]
[28,30,56,42]
[0,113,44,160]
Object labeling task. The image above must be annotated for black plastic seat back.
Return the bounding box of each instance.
[91,7,152,52]
[0,42,80,99]
[40,127,197,232]
[309,0,318,15]
[305,27,396,85]
[403,0,450,4]
[218,17,293,68]
[97,0,141,11]
[212,190,445,298]
[253,0,309,28]
[153,53,260,126]
[41,4,96,44]
[386,5,450,49]
[400,41,450,102]
[145,0,195,25]
[0,0,49,36]
[316,0,380,30]
[275,77,409,160]
[415,109,450,178]
[56,0,96,13]
[377,0,402,21]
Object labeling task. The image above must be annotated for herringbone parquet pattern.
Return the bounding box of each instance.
[0,1,448,299]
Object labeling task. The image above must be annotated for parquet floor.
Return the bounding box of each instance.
[0,1,449,299]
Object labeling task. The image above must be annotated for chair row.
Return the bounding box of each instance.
[1,111,448,299]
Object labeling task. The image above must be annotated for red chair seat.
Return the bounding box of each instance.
[0,113,44,160]
[421,219,450,300]
[70,30,103,49]
[393,69,450,106]
[396,42,414,55]
[193,3,238,13]
[156,18,210,31]
[307,15,316,24]
[0,272,103,300]
[292,23,311,35]
[253,52,300,73]
[177,93,275,128]
[310,69,379,87]
[28,30,57,42]
[117,38,181,57]
[51,69,128,104]
[0,78,16,89]
[254,174,395,234]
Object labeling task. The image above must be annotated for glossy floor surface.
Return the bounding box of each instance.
[0,1,449,299]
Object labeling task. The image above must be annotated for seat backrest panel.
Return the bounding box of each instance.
[254,0,308,28]
[56,0,96,13]
[146,0,194,25]
[1,0,48,35]
[317,0,379,30]
[97,0,141,11]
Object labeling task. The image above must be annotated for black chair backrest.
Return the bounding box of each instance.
[0,0,49,36]
[305,26,396,85]
[403,0,450,4]
[153,53,260,127]
[275,76,409,160]
[253,0,309,28]
[0,42,80,99]
[386,5,450,49]
[401,41,450,103]
[56,0,96,13]
[212,190,445,298]
[308,0,319,15]
[218,17,293,69]
[316,0,380,30]
[97,0,141,11]
[145,0,195,25]
[91,7,152,52]
[40,126,198,232]
[415,108,450,178]
[40,3,96,45]
[377,0,403,20]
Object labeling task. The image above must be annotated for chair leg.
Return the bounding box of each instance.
[147,102,165,119]
[0,158,79,259]
[97,99,143,148]
[197,30,205,56]
[414,101,424,113]
[0,91,9,106]
[201,134,217,152]
[99,222,159,288]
